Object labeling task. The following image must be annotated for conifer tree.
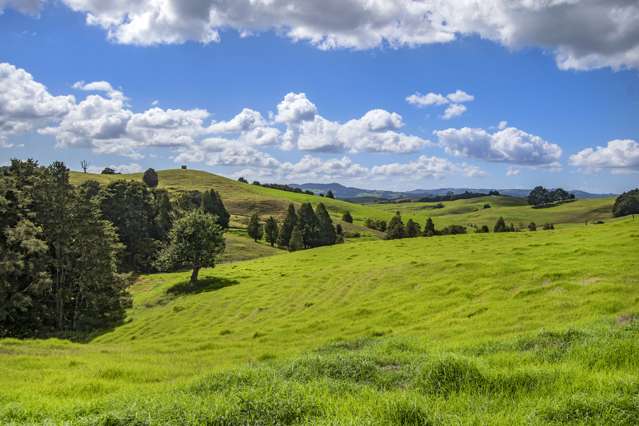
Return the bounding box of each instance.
[288,225,304,252]
[277,204,297,248]
[386,212,405,240]
[298,202,320,248]
[264,216,279,247]
[423,217,436,236]
[315,202,336,246]
[335,223,345,243]
[247,213,263,242]
[342,211,353,223]
[201,189,230,229]
[494,216,508,233]
[406,218,421,237]
[326,190,335,199]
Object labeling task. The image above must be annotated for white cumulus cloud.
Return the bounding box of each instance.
[569,139,639,173]
[435,125,562,167]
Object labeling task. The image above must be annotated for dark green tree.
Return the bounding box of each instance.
[528,186,549,206]
[613,189,639,217]
[528,222,537,231]
[326,190,335,199]
[264,217,279,247]
[423,217,436,237]
[161,210,225,285]
[386,212,405,240]
[342,211,353,223]
[143,168,159,188]
[288,226,304,252]
[406,219,421,237]
[247,213,263,242]
[335,224,344,243]
[78,180,101,200]
[153,189,172,241]
[298,202,320,248]
[315,203,336,246]
[201,189,230,229]
[494,217,508,233]
[277,204,297,248]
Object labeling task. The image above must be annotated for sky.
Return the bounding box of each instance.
[0,1,638,193]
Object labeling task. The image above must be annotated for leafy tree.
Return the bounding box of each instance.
[238,177,248,183]
[613,189,639,217]
[78,180,101,200]
[298,202,320,248]
[488,190,500,196]
[247,213,263,242]
[476,225,490,233]
[143,168,159,188]
[326,190,335,199]
[528,222,537,231]
[406,219,421,237]
[543,223,555,230]
[342,211,353,223]
[264,217,279,247]
[288,226,304,252]
[98,180,159,272]
[423,217,436,236]
[277,204,297,248]
[161,210,225,285]
[315,203,336,246]
[101,167,116,175]
[386,212,405,240]
[201,189,230,229]
[483,203,491,209]
[440,225,467,235]
[494,216,508,233]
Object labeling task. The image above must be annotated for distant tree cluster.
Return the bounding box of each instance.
[417,191,492,203]
[240,178,315,196]
[612,189,639,217]
[527,186,575,206]
[364,218,387,232]
[248,202,343,251]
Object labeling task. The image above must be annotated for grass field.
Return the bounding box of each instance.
[1,216,638,424]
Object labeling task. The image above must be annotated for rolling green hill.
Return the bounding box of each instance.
[71,169,615,230]
[1,216,638,424]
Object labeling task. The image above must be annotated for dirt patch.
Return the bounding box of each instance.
[616,314,637,326]
[580,277,602,286]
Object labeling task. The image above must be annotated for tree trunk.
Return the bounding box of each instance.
[190,266,200,284]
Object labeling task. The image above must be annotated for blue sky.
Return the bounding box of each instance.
[0,1,638,193]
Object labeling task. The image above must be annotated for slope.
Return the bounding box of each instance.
[1,217,638,423]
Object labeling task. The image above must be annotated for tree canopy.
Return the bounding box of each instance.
[613,189,639,217]
[143,168,159,188]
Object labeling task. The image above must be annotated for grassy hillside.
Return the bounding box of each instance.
[71,169,614,231]
[1,217,638,424]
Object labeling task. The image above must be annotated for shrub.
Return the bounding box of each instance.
[142,168,159,188]
[342,211,353,223]
[440,225,467,235]
[494,217,508,233]
[543,223,555,230]
[528,222,537,231]
[483,203,491,209]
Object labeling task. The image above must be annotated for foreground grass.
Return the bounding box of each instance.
[2,217,637,424]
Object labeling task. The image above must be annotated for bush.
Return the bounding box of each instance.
[440,225,467,235]
[612,188,639,217]
[342,211,353,223]
[543,223,555,230]
[483,203,491,209]
[142,168,159,188]
[528,222,537,231]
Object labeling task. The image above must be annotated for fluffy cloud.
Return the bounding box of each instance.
[0,63,74,146]
[436,125,562,167]
[506,166,521,176]
[7,1,633,70]
[442,104,467,120]
[370,155,484,179]
[569,139,639,173]
[406,89,473,119]
[280,97,429,153]
[209,108,280,146]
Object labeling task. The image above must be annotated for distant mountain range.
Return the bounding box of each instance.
[290,183,616,201]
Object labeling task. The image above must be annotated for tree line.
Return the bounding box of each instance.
[1,161,228,338]
[247,202,343,250]
[363,212,556,240]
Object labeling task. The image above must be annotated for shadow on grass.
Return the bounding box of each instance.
[167,276,239,296]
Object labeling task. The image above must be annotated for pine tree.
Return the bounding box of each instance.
[288,226,304,252]
[315,203,336,246]
[143,168,159,188]
[298,202,320,248]
[342,211,353,223]
[494,216,508,233]
[247,213,263,242]
[386,212,405,240]
[277,204,297,248]
[335,223,345,243]
[264,217,279,247]
[326,190,335,199]
[201,189,230,229]
[406,219,421,237]
[423,217,436,236]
